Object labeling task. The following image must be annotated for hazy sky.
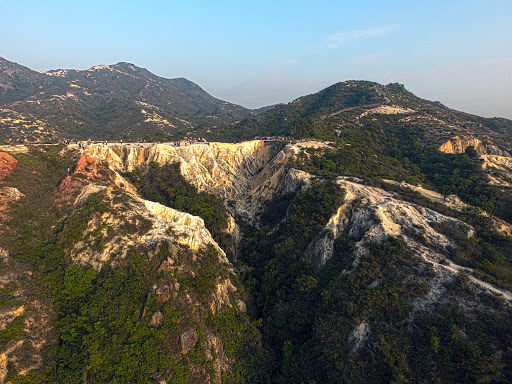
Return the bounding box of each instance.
[1,0,511,118]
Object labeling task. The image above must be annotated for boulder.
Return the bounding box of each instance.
[149,311,164,328]
[180,329,198,354]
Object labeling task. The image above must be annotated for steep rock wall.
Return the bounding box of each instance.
[439,135,511,157]
[86,141,282,202]
[439,135,486,154]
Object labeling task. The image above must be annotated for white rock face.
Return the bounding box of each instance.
[86,141,280,201]
[78,141,512,305]
[65,143,277,317]
[86,141,296,222]
[382,179,512,236]
[302,176,512,303]
[348,322,371,352]
[70,189,227,270]
[144,200,227,261]
[382,179,468,211]
[306,176,474,271]
[482,154,512,187]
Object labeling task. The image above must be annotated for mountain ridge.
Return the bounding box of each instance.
[0,57,255,142]
[204,80,512,154]
[2,58,512,149]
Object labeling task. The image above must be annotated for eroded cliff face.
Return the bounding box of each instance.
[439,134,512,157]
[438,135,512,189]
[67,187,227,271]
[439,135,486,154]
[86,141,281,200]
[300,175,512,304]
[305,177,472,268]
[3,141,512,383]
[81,140,512,278]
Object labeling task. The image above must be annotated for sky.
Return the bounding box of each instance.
[1,0,511,118]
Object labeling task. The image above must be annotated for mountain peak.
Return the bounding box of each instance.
[0,59,255,142]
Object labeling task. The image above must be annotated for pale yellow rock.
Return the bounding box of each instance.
[360,105,415,118]
[306,176,474,271]
[87,141,281,202]
[481,154,512,187]
[144,200,227,260]
[439,135,485,154]
[150,311,164,328]
[70,192,228,269]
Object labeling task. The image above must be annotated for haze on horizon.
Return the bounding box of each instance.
[1,0,511,119]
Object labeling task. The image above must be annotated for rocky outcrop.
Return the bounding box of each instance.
[481,154,512,187]
[86,141,282,201]
[236,146,304,220]
[485,144,511,157]
[439,135,486,154]
[180,329,199,354]
[383,179,469,208]
[360,105,415,118]
[0,186,24,201]
[0,152,17,180]
[439,135,511,157]
[85,141,296,221]
[348,322,370,352]
[51,150,243,382]
[73,155,137,194]
[439,136,512,193]
[204,332,230,383]
[150,311,164,328]
[302,175,512,304]
[80,141,341,224]
[383,179,512,236]
[306,176,474,271]
[144,200,227,259]
[68,188,227,270]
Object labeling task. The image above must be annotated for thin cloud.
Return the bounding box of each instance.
[326,25,397,49]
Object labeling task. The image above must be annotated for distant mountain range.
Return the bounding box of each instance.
[2,57,512,148]
[207,80,512,154]
[0,57,255,142]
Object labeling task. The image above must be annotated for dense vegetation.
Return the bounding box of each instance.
[237,179,512,383]
[1,148,263,383]
[250,107,512,221]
